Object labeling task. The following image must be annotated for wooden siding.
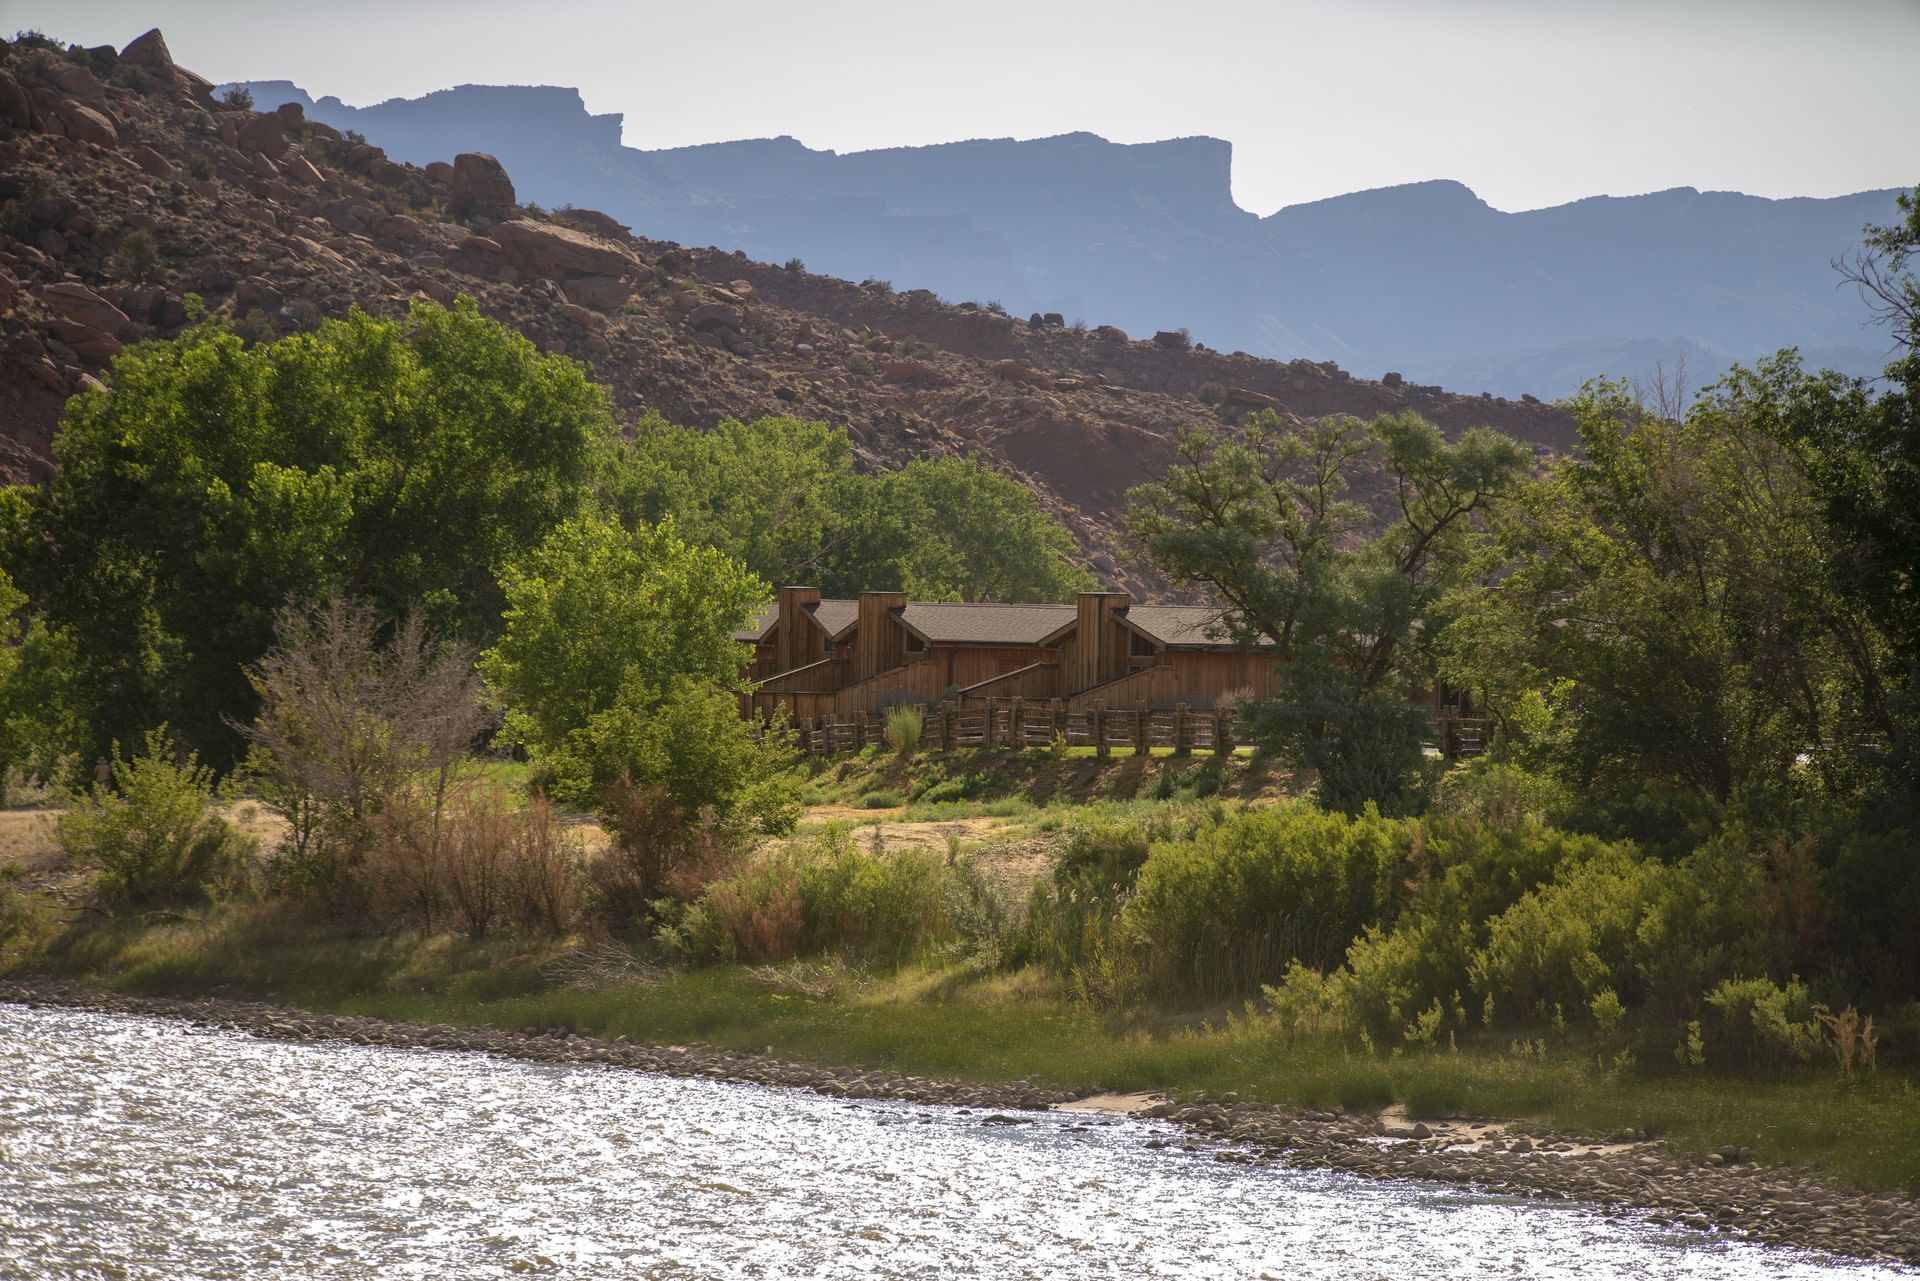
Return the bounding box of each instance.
[1064,651,1276,711]
[955,659,1064,704]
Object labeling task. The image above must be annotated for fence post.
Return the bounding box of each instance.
[1174,703,1191,757]
[1051,699,1065,741]
[1135,703,1149,758]
[941,701,955,754]
[1011,697,1026,749]
[1213,707,1233,757]
[1095,701,1109,758]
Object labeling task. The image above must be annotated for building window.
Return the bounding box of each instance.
[1130,632,1158,658]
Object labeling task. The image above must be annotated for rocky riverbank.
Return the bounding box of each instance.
[5,979,1916,1268]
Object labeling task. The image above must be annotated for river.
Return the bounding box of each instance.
[0,1003,1908,1279]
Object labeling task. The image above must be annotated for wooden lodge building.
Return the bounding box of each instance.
[737,586,1279,722]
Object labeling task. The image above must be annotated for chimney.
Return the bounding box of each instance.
[774,585,821,674]
[853,591,908,682]
[1070,591,1132,690]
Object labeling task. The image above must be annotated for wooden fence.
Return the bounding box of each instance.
[767,699,1494,762]
[780,697,1237,758]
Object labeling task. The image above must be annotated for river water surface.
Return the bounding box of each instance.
[1,1003,1910,1279]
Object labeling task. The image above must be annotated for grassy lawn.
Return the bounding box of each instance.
[24,909,1920,1196]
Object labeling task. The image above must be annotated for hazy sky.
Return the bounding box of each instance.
[14,0,1915,212]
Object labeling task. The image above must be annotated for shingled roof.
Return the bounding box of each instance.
[732,598,859,644]
[1122,605,1240,648]
[899,602,1077,646]
[733,602,779,643]
[810,599,860,641]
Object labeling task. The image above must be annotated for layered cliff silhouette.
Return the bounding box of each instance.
[232,78,1902,399]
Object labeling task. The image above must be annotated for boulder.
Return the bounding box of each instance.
[237,111,291,159]
[450,152,515,218]
[283,152,324,186]
[561,274,630,312]
[491,219,636,279]
[0,268,18,311]
[58,104,118,149]
[1222,386,1280,412]
[557,208,629,239]
[879,359,952,387]
[1152,329,1190,349]
[989,359,1050,387]
[41,283,131,338]
[49,63,105,103]
[118,29,178,81]
[0,70,36,130]
[686,301,744,333]
[46,317,123,362]
[371,213,422,245]
[1093,324,1129,343]
[128,144,174,180]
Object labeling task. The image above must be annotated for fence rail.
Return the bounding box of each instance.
[761,698,1493,762]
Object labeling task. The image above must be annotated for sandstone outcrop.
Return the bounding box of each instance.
[450,152,514,219]
[491,218,636,280]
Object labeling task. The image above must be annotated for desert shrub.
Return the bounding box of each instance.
[57,728,252,907]
[1468,843,1665,1021]
[187,153,214,181]
[700,828,955,964]
[1124,803,1409,997]
[590,776,738,929]
[0,863,38,961]
[784,257,805,273]
[219,85,253,111]
[1430,760,1569,828]
[886,704,924,759]
[437,787,582,939]
[859,789,903,809]
[510,792,581,934]
[1196,382,1226,406]
[441,788,515,939]
[1259,961,1349,1042]
[1703,976,1822,1071]
[109,62,152,94]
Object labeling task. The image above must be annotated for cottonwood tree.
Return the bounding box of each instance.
[14,298,612,766]
[479,514,797,829]
[1127,409,1529,812]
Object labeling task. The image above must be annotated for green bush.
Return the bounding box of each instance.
[1469,842,1664,1022]
[1124,803,1409,997]
[1703,975,1821,1071]
[859,789,903,809]
[886,704,924,759]
[1431,760,1569,828]
[699,828,956,964]
[0,863,38,962]
[57,728,252,907]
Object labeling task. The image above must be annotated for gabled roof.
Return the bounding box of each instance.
[734,602,779,644]
[1123,605,1243,649]
[733,598,859,644]
[809,599,860,642]
[899,602,1077,646]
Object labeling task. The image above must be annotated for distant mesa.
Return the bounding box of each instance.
[220,76,1903,400]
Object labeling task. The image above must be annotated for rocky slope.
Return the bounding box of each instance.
[0,30,1571,593]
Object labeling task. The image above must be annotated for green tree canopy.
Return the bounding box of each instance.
[1439,370,1896,811]
[604,415,1095,602]
[479,514,792,824]
[1128,409,1530,812]
[10,298,613,764]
